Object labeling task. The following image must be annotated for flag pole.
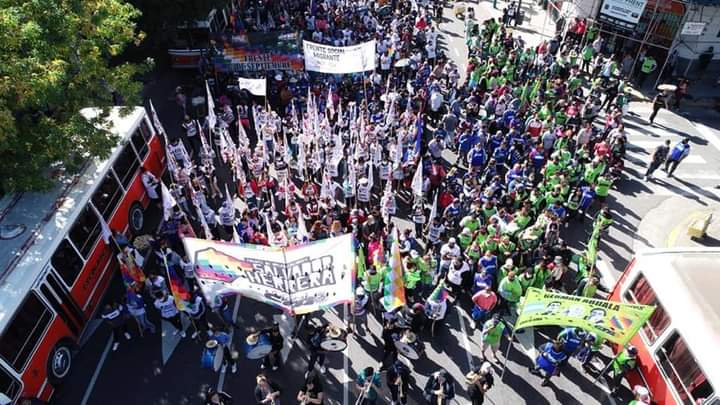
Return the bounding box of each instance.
[592,349,622,385]
[500,294,528,381]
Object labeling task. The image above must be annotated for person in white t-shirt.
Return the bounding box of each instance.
[154,291,186,338]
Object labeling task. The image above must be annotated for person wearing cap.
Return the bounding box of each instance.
[557,327,586,360]
[458,227,474,251]
[605,345,639,394]
[629,385,651,405]
[439,237,461,268]
[497,257,516,284]
[480,314,507,362]
[466,362,494,404]
[402,258,422,303]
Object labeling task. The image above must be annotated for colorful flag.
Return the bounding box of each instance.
[382,228,406,312]
[515,288,655,345]
[429,279,449,303]
[165,258,192,311]
[119,255,146,287]
[356,245,367,281]
[149,100,166,136]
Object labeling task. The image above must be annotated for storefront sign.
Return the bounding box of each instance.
[681,21,706,36]
[599,0,648,25]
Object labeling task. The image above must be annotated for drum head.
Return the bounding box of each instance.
[213,347,224,372]
[320,339,347,352]
[246,344,272,360]
[395,341,420,360]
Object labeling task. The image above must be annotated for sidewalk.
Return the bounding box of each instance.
[634,194,720,251]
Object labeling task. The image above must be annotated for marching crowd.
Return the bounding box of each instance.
[95,0,680,403]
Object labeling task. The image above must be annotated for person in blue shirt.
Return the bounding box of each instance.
[479,251,498,279]
[557,327,586,357]
[530,339,568,386]
[467,143,487,170]
[578,185,595,219]
[458,130,477,156]
[493,141,510,171]
[548,200,567,221]
[664,138,690,177]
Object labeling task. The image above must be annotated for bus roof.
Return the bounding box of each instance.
[0,106,146,327]
[633,248,720,386]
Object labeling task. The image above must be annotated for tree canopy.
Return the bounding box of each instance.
[0,0,148,192]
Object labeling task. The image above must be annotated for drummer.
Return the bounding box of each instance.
[261,323,284,371]
[307,323,328,374]
[209,325,237,374]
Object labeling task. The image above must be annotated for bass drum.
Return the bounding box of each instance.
[201,340,224,371]
[320,326,347,352]
[394,331,424,360]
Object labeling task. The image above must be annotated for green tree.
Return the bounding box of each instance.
[0,0,149,192]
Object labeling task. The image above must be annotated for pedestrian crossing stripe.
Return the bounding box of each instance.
[646,183,720,200]
[625,150,707,165]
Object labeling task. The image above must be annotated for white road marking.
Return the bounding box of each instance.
[646,183,720,199]
[80,336,112,405]
[693,122,720,153]
[343,305,350,405]
[456,306,474,371]
[595,257,618,291]
[217,297,241,392]
[625,150,706,165]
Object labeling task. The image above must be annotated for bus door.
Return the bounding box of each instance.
[0,362,21,405]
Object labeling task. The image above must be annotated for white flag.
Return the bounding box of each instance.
[296,206,309,244]
[205,81,217,130]
[148,100,166,136]
[411,158,423,197]
[161,182,177,221]
[238,77,267,96]
[428,191,438,222]
[90,203,112,244]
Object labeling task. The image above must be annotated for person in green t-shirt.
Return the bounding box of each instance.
[498,271,522,314]
[480,314,507,362]
[605,346,638,394]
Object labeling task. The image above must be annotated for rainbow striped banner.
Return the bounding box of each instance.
[382,229,406,312]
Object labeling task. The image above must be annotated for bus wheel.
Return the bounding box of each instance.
[48,341,73,383]
[128,202,144,234]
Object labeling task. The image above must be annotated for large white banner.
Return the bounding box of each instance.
[599,0,647,24]
[237,77,267,96]
[303,40,376,74]
[183,234,354,314]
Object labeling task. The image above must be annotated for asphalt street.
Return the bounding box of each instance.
[50,1,720,405]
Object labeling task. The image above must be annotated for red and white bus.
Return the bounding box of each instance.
[610,248,719,405]
[0,106,164,404]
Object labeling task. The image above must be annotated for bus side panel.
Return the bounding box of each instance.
[146,133,165,178]
[626,334,679,405]
[20,318,72,401]
[72,240,115,318]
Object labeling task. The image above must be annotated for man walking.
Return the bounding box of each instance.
[664,139,691,177]
[648,92,669,125]
[644,140,670,181]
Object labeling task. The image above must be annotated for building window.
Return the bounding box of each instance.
[624,274,671,343]
[92,172,122,220]
[68,205,101,258]
[113,143,140,189]
[656,332,714,404]
[0,293,52,371]
[51,239,84,286]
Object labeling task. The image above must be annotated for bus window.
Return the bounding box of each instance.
[0,293,52,372]
[68,206,101,258]
[139,117,154,143]
[112,143,140,190]
[624,274,671,343]
[50,239,84,286]
[0,366,21,405]
[131,127,148,161]
[656,332,714,404]
[92,172,123,220]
